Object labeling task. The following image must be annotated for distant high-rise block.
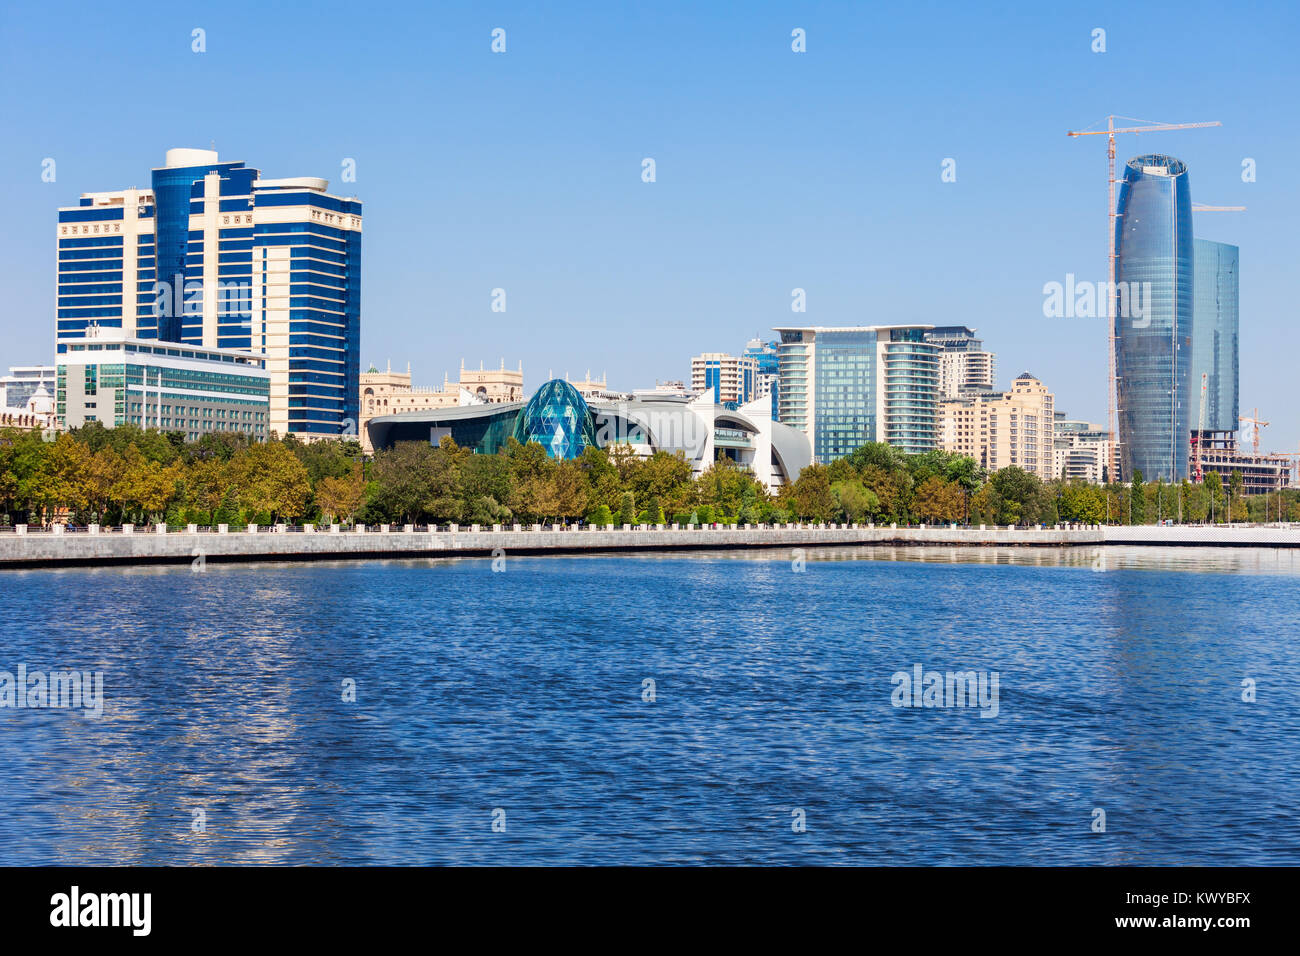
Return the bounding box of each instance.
[774,325,938,462]
[924,326,997,398]
[939,372,1055,479]
[691,351,759,405]
[1114,154,1194,482]
[1191,238,1239,434]
[743,338,780,418]
[56,148,361,439]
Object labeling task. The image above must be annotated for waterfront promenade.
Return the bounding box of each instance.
[2,520,1299,567]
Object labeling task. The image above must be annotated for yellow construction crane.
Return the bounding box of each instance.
[1240,408,1270,455]
[1067,116,1222,481]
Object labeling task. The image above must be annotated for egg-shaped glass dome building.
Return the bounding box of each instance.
[510,379,598,459]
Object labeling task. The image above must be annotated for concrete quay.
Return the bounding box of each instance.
[1,521,1298,568]
[0,521,1103,567]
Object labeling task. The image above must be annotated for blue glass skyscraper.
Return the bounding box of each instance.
[57,148,361,438]
[1113,154,1194,481]
[1191,238,1239,434]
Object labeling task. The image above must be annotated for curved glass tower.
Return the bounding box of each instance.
[511,379,597,459]
[1114,154,1194,482]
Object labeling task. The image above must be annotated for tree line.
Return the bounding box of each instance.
[1,424,1294,528]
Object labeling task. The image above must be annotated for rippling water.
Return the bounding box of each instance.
[1,546,1297,865]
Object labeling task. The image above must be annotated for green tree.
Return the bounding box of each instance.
[989,466,1049,525]
[553,459,590,522]
[579,446,622,512]
[1058,481,1106,524]
[316,462,367,525]
[229,441,311,523]
[843,441,907,474]
[1129,469,1146,525]
[368,441,439,522]
[505,439,562,523]
[832,479,879,523]
[1227,470,1245,523]
[1204,471,1223,523]
[618,491,637,526]
[791,464,835,521]
[861,464,913,522]
[912,476,965,523]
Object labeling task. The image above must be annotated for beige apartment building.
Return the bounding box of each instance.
[566,372,615,401]
[938,372,1055,479]
[690,352,760,404]
[359,360,523,453]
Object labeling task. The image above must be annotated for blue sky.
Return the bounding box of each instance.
[2,1,1297,450]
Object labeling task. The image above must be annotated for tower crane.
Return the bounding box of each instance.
[1192,372,1208,482]
[1067,116,1222,482]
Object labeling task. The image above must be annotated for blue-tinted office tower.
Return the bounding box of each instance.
[1113,154,1193,482]
[56,148,362,438]
[744,338,780,419]
[1191,238,1239,434]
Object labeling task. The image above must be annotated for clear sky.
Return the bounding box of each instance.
[2,1,1297,451]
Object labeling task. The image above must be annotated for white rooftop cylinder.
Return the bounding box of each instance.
[165,148,219,167]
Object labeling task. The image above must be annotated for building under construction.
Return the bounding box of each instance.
[1191,431,1292,494]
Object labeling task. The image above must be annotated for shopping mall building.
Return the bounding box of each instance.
[365,378,812,488]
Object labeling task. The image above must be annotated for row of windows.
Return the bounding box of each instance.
[59,207,125,223]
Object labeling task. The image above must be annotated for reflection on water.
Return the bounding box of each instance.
[655,544,1300,576]
[1,549,1296,865]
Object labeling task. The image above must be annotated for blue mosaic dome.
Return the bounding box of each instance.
[510,379,597,459]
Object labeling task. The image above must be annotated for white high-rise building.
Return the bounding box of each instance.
[924,326,997,398]
[1053,414,1113,484]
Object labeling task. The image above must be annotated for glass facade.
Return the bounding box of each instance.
[56,340,269,441]
[1191,238,1239,434]
[777,326,938,463]
[510,379,598,459]
[1114,154,1194,482]
[812,329,878,462]
[431,408,518,456]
